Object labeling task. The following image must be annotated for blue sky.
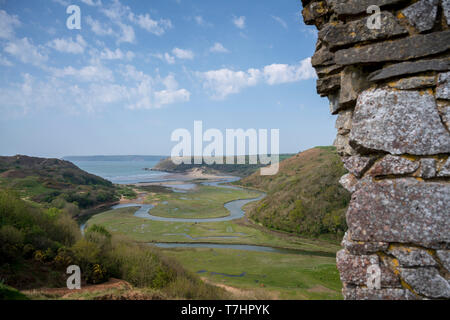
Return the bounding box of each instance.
[0,0,335,158]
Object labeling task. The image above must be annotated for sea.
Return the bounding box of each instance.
[65,156,170,184]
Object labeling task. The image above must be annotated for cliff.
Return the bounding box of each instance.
[301,0,450,299]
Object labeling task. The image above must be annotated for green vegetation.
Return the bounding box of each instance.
[87,207,340,253]
[236,147,350,239]
[0,283,29,300]
[0,189,227,300]
[0,155,118,211]
[161,248,342,300]
[152,154,295,177]
[116,185,138,200]
[143,185,260,219]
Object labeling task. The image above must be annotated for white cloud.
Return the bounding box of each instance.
[0,65,190,114]
[52,0,70,6]
[271,15,288,29]
[198,68,261,100]
[198,57,316,99]
[209,42,230,53]
[80,0,102,6]
[164,53,175,64]
[97,0,171,43]
[0,54,13,67]
[120,66,190,109]
[4,38,48,67]
[129,13,172,36]
[263,58,316,85]
[154,88,190,107]
[172,48,194,60]
[194,15,211,27]
[0,10,21,40]
[86,16,114,36]
[52,64,114,82]
[232,16,246,29]
[116,21,135,44]
[97,47,134,60]
[48,35,87,54]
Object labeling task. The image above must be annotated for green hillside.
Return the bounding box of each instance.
[237,147,350,239]
[0,189,226,299]
[0,155,117,212]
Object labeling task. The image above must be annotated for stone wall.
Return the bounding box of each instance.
[301,0,450,299]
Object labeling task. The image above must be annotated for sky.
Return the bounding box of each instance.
[0,0,336,158]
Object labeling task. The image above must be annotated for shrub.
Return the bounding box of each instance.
[0,225,24,264]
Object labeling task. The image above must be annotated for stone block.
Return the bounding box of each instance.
[399,267,450,298]
[367,155,419,177]
[420,158,437,179]
[389,246,437,267]
[401,0,438,33]
[347,178,450,246]
[335,31,450,65]
[343,155,374,178]
[319,12,407,49]
[350,88,450,155]
[369,58,450,82]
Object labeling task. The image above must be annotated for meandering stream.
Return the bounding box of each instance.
[80,177,327,256]
[108,177,266,223]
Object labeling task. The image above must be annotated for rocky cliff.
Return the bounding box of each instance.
[301,0,450,299]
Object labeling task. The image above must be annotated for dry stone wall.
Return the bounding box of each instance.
[301,0,450,300]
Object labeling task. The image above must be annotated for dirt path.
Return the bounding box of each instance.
[201,277,279,300]
[22,278,133,299]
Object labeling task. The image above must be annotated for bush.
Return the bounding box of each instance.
[0,225,24,264]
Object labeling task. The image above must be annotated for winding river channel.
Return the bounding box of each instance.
[81,178,331,256]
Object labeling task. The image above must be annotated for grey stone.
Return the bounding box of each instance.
[317,74,340,96]
[401,0,438,33]
[334,133,357,156]
[311,41,334,67]
[388,76,436,90]
[436,72,450,100]
[342,287,418,300]
[316,64,342,77]
[337,250,400,287]
[368,155,419,177]
[302,1,329,26]
[335,31,450,65]
[442,0,450,25]
[437,100,450,130]
[347,178,450,246]
[350,88,450,155]
[341,231,389,255]
[339,173,358,193]
[329,92,340,114]
[343,155,374,178]
[438,157,450,177]
[319,12,407,49]
[335,109,352,134]
[332,0,404,16]
[339,66,371,108]
[420,158,437,179]
[369,59,450,82]
[436,250,450,272]
[389,247,437,267]
[399,267,450,298]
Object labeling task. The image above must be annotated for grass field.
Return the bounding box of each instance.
[142,185,260,219]
[86,183,342,300]
[87,207,340,253]
[159,247,342,300]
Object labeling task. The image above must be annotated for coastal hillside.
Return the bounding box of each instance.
[237,147,350,239]
[152,154,295,177]
[0,189,226,299]
[0,155,117,211]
